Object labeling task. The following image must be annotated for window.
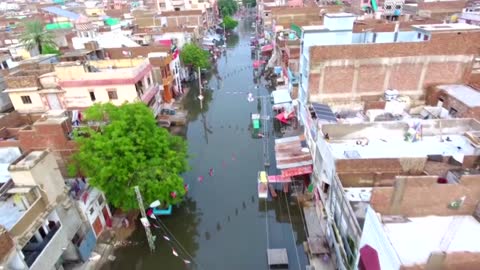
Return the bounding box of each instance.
[21,95,32,104]
[159,3,166,7]
[98,195,105,206]
[107,89,118,100]
[423,34,429,41]
[417,32,422,39]
[89,207,94,215]
[147,77,152,87]
[89,90,96,101]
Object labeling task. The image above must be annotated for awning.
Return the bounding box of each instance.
[268,175,291,183]
[359,245,381,270]
[281,165,313,178]
[276,111,295,124]
[275,134,313,170]
[261,44,274,52]
[311,102,337,123]
[271,89,292,105]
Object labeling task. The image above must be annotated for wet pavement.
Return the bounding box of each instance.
[101,17,308,270]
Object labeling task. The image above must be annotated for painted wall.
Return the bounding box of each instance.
[7,91,46,113]
[63,84,139,109]
[359,206,402,270]
[29,205,83,270]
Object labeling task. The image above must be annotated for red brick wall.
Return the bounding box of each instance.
[389,63,423,90]
[17,119,76,175]
[425,86,480,121]
[323,66,354,94]
[357,65,387,93]
[370,176,480,216]
[335,158,404,174]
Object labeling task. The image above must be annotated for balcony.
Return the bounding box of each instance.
[23,222,61,268]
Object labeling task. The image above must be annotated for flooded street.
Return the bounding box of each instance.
[101,17,308,270]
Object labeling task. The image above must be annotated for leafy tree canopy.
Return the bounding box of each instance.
[180,43,211,69]
[218,0,238,17]
[221,16,239,31]
[20,20,56,55]
[42,44,61,55]
[69,103,189,210]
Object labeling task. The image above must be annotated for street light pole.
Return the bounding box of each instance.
[198,66,204,109]
[134,186,156,252]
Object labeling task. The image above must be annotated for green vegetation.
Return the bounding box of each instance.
[218,0,238,17]
[69,103,189,210]
[180,43,211,69]
[41,44,61,55]
[20,20,56,55]
[222,16,239,31]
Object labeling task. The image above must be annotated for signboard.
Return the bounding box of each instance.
[281,165,313,178]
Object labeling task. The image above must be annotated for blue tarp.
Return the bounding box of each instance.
[42,6,80,20]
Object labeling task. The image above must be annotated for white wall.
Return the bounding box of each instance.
[359,206,402,270]
[29,205,83,270]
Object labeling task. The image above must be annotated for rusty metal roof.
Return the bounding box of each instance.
[274,134,313,170]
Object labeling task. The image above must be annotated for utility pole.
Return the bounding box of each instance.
[134,186,156,252]
[198,66,204,109]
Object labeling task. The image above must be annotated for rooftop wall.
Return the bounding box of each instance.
[55,59,150,81]
[322,118,480,140]
[370,175,480,216]
[309,32,480,62]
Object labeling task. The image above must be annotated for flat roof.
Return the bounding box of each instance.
[9,151,46,171]
[0,147,21,184]
[0,195,26,230]
[437,84,480,108]
[412,23,480,32]
[384,215,480,267]
[330,134,475,159]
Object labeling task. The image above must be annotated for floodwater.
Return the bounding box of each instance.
[101,17,308,270]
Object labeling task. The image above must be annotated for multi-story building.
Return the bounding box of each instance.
[301,116,480,269]
[5,58,162,116]
[297,17,480,113]
[0,150,97,270]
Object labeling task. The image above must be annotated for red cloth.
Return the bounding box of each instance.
[359,245,381,270]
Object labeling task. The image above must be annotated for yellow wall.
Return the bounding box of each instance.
[63,84,139,109]
[7,91,46,113]
[85,8,105,17]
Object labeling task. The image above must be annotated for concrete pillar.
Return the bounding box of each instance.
[34,231,43,242]
[417,57,430,91]
[318,64,326,96]
[383,60,392,90]
[351,60,359,96]
[389,177,407,215]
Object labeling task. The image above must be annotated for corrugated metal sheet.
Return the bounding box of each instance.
[274,134,313,169]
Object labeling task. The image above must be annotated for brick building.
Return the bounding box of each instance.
[305,29,480,108]
[425,84,480,121]
[0,111,76,175]
[302,116,480,269]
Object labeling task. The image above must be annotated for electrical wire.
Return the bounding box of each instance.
[152,218,207,270]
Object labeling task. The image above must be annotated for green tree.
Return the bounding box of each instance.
[69,103,189,210]
[218,0,238,17]
[41,44,61,55]
[180,43,210,69]
[221,16,239,31]
[20,20,56,55]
